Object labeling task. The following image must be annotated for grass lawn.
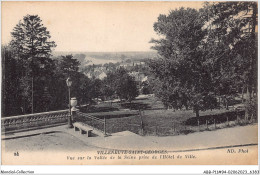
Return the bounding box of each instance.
[78,95,247,136]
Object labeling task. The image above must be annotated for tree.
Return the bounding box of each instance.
[149,8,217,117]
[116,74,139,102]
[89,78,103,101]
[206,2,257,94]
[205,2,257,116]
[53,54,104,107]
[78,75,93,105]
[141,81,153,95]
[100,79,115,101]
[59,55,80,77]
[10,15,56,59]
[52,55,82,108]
[102,67,139,102]
[1,46,24,116]
[10,14,56,113]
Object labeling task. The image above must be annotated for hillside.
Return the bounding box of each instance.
[53,51,157,63]
[52,51,156,80]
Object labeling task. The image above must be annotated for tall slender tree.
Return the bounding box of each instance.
[10,15,56,113]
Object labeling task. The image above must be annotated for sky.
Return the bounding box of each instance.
[2,1,204,52]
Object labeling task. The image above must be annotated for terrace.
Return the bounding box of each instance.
[2,94,256,138]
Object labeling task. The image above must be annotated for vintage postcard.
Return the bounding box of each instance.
[1,0,258,170]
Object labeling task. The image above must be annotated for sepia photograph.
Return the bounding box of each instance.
[0,0,259,172]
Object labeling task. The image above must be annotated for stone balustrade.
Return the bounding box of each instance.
[2,110,69,133]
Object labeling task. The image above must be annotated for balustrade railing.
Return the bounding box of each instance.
[2,110,69,133]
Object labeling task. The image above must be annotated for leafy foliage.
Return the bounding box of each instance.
[10,15,56,59]
[102,67,139,102]
[149,8,217,116]
[149,2,257,117]
[2,4,257,119]
[204,2,258,108]
[7,15,56,113]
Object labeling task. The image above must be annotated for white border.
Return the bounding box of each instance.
[0,0,259,174]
